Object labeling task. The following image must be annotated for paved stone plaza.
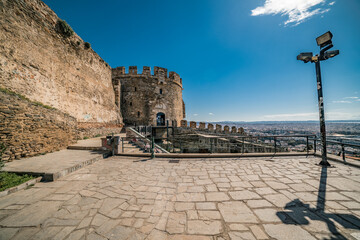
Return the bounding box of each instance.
[0,156,359,240]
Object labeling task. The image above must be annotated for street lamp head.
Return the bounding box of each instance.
[297,52,313,63]
[323,50,339,60]
[316,31,333,48]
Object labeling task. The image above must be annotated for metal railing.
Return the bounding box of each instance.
[165,134,316,154]
[117,134,317,155]
[310,138,360,161]
[124,127,169,154]
[116,127,360,161]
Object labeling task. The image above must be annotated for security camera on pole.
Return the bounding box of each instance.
[297,31,339,167]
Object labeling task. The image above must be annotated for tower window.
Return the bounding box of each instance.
[137,111,140,117]
[130,102,132,106]
[134,87,137,92]
[160,89,163,94]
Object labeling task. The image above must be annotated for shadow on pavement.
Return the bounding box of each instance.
[277,165,360,240]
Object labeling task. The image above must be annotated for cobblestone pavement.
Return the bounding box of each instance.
[0,156,359,240]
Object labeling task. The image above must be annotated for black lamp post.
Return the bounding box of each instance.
[297,31,339,166]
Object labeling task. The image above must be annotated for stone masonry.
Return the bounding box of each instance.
[0,90,77,161]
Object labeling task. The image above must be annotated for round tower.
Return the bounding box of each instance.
[112,66,185,126]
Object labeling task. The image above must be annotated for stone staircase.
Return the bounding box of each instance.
[120,140,145,154]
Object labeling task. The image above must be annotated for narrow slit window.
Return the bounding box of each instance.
[137,111,140,117]
[160,89,163,94]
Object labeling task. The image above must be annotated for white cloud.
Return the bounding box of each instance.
[251,0,332,26]
[329,1,335,5]
[332,100,352,104]
[193,113,199,116]
[209,113,214,115]
[344,97,359,99]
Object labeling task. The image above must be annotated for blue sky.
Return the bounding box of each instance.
[43,0,360,121]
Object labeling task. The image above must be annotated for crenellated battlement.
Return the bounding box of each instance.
[180,120,246,135]
[112,66,182,86]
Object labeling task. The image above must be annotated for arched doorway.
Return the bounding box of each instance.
[156,112,165,126]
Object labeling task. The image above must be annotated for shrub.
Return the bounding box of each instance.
[33,101,55,110]
[84,42,91,49]
[0,173,35,191]
[56,19,74,38]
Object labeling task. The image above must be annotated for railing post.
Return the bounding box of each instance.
[274,137,277,153]
[342,144,345,161]
[151,136,155,159]
[210,139,213,153]
[314,138,317,154]
[180,139,182,153]
[122,137,124,153]
[166,120,169,138]
[111,133,115,156]
[242,138,244,153]
[173,138,175,153]
[306,136,309,154]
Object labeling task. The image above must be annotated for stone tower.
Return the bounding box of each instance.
[112,66,185,126]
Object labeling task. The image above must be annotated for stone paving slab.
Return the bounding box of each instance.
[0,156,359,239]
[2,150,103,181]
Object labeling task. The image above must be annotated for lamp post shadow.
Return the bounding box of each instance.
[276,165,360,240]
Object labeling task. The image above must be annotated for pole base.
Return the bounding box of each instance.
[318,160,331,167]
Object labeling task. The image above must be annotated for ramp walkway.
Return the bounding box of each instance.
[2,149,103,181]
[2,134,144,181]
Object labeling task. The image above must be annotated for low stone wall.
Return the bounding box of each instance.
[77,122,123,139]
[0,90,77,162]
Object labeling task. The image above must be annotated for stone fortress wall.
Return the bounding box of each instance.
[112,66,185,126]
[0,0,121,124]
[0,0,124,160]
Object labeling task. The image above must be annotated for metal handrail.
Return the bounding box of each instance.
[121,128,359,161]
[309,137,360,161]
[127,127,170,154]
